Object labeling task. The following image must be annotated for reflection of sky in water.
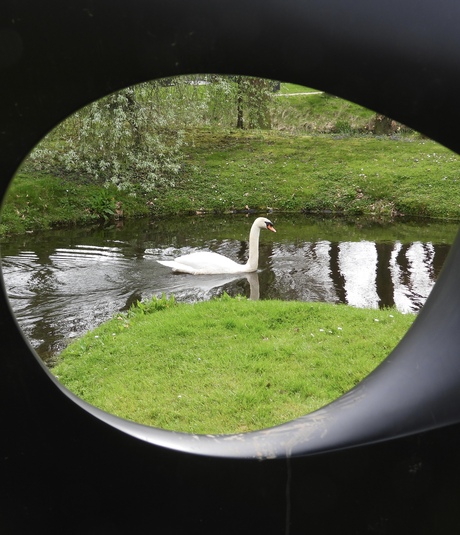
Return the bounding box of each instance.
[339,241,380,309]
[269,239,438,313]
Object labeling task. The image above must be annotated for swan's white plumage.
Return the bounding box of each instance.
[158,252,246,275]
[157,217,276,275]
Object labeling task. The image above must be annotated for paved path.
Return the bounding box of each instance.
[275,91,323,96]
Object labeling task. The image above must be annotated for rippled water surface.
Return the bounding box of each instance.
[1,214,457,363]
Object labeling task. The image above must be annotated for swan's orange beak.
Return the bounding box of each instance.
[267,223,276,233]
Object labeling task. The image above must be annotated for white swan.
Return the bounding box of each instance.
[157,217,276,275]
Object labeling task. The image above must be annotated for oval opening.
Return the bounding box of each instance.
[2,74,457,436]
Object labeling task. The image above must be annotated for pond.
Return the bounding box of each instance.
[1,213,457,365]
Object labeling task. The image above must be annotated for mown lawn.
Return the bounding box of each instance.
[53,295,416,435]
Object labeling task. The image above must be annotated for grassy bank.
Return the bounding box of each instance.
[2,132,460,237]
[53,295,415,435]
[165,130,460,218]
[0,173,151,236]
[2,80,460,236]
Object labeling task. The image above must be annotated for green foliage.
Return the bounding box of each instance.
[233,76,274,129]
[53,297,415,435]
[127,293,177,316]
[334,120,353,134]
[4,130,460,236]
[86,190,116,221]
[0,173,151,235]
[25,76,276,196]
[5,79,460,235]
[155,75,275,130]
[27,84,185,194]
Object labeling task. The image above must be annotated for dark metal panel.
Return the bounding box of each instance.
[2,0,460,532]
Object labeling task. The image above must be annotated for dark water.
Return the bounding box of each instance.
[1,214,457,364]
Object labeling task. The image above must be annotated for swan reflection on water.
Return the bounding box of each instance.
[161,271,261,301]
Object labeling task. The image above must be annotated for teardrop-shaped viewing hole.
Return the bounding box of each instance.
[1,74,458,434]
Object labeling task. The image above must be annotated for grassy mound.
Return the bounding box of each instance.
[53,295,415,434]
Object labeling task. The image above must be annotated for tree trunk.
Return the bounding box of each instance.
[236,78,244,129]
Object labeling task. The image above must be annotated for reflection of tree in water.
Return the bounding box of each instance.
[329,242,346,304]
[375,243,395,308]
[21,249,63,362]
[431,244,450,278]
[396,243,411,288]
[2,234,70,362]
[269,239,444,312]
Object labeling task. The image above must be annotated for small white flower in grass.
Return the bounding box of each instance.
[389,314,394,318]
[374,319,379,322]
[95,335,99,338]
[319,328,324,332]
[178,395,182,399]
[338,327,343,331]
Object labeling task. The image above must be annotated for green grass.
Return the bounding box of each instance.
[0,172,151,235]
[271,91,377,134]
[169,131,460,219]
[52,295,415,435]
[3,133,459,236]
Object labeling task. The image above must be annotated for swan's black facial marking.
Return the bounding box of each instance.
[266,221,276,233]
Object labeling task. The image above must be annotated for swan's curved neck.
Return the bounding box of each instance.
[245,223,262,272]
